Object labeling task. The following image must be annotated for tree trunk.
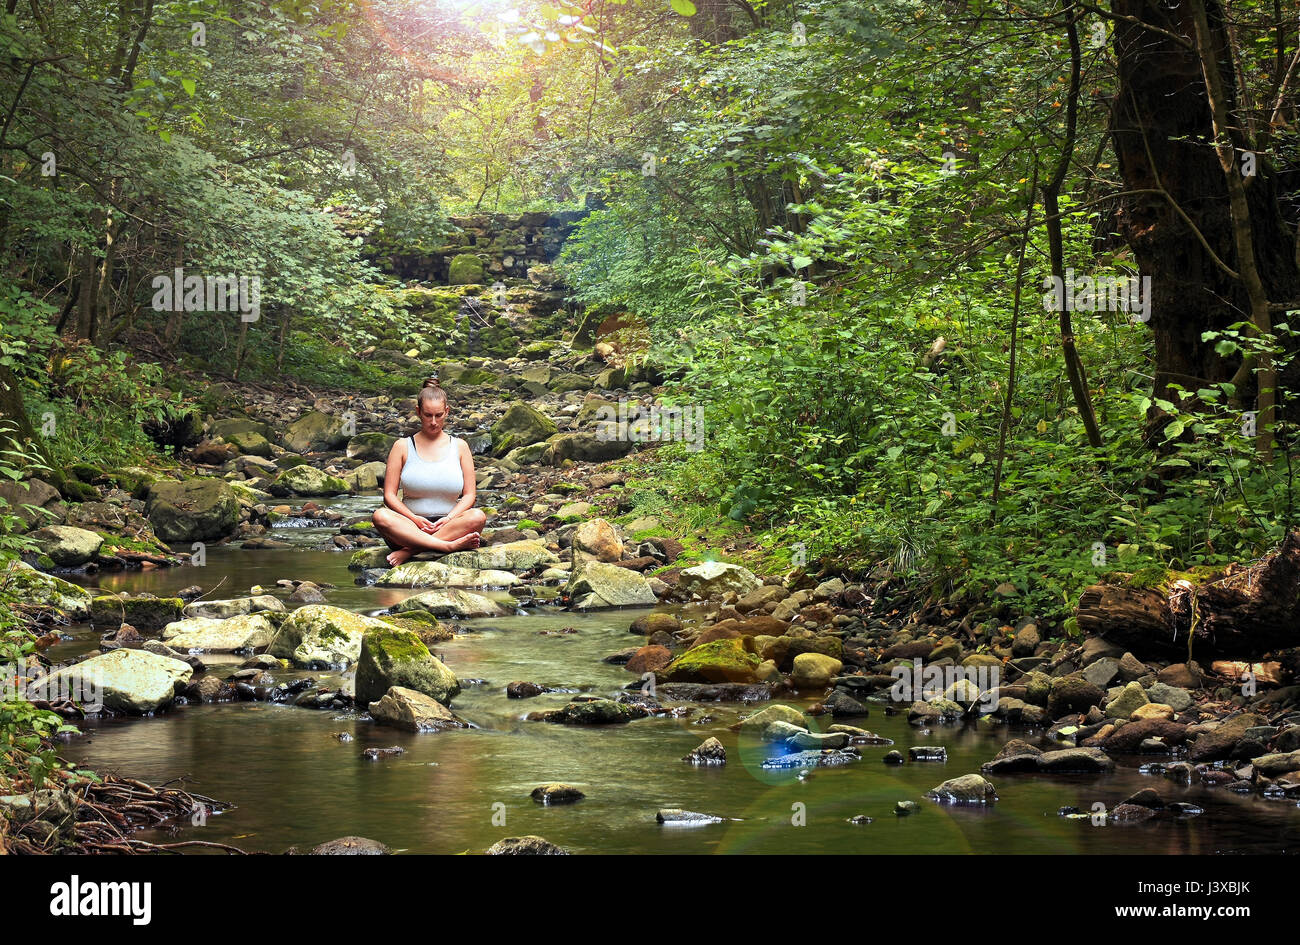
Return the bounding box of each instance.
[1109,0,1300,422]
[1077,529,1300,660]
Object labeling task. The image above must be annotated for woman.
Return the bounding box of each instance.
[371,379,486,566]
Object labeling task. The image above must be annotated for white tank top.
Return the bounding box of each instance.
[400,434,464,517]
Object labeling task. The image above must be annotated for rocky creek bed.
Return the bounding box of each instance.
[4,337,1300,854]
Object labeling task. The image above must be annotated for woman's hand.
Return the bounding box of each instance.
[428,516,449,532]
[410,515,438,533]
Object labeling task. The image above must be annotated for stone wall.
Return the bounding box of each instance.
[374,209,587,285]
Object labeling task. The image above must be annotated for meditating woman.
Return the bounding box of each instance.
[371,379,486,566]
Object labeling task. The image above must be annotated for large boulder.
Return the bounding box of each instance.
[0,478,65,530]
[791,652,843,689]
[377,561,519,589]
[283,411,349,454]
[161,612,279,652]
[29,525,103,567]
[448,253,485,285]
[491,404,558,457]
[274,465,350,496]
[39,648,192,714]
[676,561,762,598]
[355,627,460,706]
[391,588,508,618]
[270,604,393,667]
[565,560,657,609]
[146,478,241,542]
[343,462,387,492]
[1,558,93,618]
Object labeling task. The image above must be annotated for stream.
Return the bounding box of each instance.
[51,497,1300,854]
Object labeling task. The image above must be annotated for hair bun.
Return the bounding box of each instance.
[423,375,441,389]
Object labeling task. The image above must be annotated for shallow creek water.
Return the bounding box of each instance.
[52,497,1300,854]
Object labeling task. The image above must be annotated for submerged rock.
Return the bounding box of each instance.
[309,836,391,855]
[530,783,585,805]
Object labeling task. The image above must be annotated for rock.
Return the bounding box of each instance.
[1190,712,1266,761]
[540,699,648,724]
[1,559,93,618]
[530,783,585,804]
[823,691,869,717]
[791,652,843,689]
[1131,703,1175,721]
[183,595,284,620]
[1109,803,1156,823]
[926,774,998,804]
[626,645,673,675]
[736,584,789,613]
[355,627,460,706]
[283,411,349,453]
[1106,680,1151,719]
[1103,718,1190,752]
[981,739,1044,773]
[368,686,465,732]
[555,501,592,520]
[1012,623,1040,656]
[90,595,183,632]
[571,518,622,566]
[270,604,393,667]
[507,681,545,698]
[1251,750,1300,776]
[38,648,192,714]
[343,462,387,492]
[448,253,485,285]
[762,720,808,743]
[1036,748,1115,772]
[684,737,726,765]
[1079,637,1125,665]
[309,836,391,855]
[378,561,519,588]
[347,432,396,461]
[1118,652,1148,681]
[146,478,240,542]
[275,465,350,496]
[1047,674,1104,719]
[544,431,634,464]
[737,704,807,735]
[1083,657,1121,688]
[630,612,681,635]
[1146,682,1193,712]
[884,751,905,765]
[161,612,279,652]
[29,526,103,567]
[895,800,920,815]
[442,539,560,572]
[1157,662,1205,689]
[676,561,761,598]
[485,836,569,855]
[662,638,760,683]
[491,404,558,457]
[0,478,65,529]
[565,560,657,608]
[392,588,508,618]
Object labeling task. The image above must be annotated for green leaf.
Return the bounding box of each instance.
[670,0,698,15]
[181,78,196,97]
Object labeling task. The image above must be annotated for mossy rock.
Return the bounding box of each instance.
[60,479,99,502]
[448,253,485,285]
[90,594,184,632]
[491,404,558,457]
[1,557,94,618]
[661,638,760,684]
[355,627,460,706]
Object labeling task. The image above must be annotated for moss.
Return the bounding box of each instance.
[1109,564,1227,592]
[367,626,433,664]
[516,518,543,530]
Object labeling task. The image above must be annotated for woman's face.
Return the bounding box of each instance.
[418,399,448,437]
